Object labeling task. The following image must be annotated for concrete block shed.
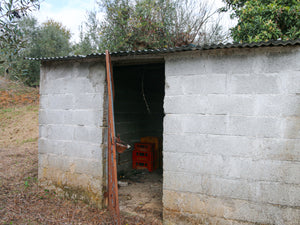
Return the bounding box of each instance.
[32,40,300,224]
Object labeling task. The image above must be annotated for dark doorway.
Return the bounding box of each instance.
[113,63,165,221]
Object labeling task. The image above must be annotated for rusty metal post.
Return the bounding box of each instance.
[105,50,121,225]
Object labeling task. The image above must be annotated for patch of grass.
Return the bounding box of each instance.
[0,107,23,128]
[0,105,39,128]
[1,108,13,113]
[21,137,38,144]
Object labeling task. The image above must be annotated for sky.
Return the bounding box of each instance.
[32,0,235,43]
[32,0,99,43]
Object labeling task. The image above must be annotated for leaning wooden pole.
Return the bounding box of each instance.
[105,50,121,225]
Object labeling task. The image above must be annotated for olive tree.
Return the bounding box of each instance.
[222,0,300,43]
[76,0,228,53]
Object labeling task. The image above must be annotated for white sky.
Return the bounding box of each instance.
[32,0,235,43]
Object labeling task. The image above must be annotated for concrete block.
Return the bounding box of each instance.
[165,169,300,207]
[228,74,281,94]
[163,189,300,225]
[260,138,300,161]
[164,95,208,114]
[71,110,103,127]
[41,110,100,126]
[47,154,70,172]
[164,114,227,135]
[39,138,65,155]
[73,158,102,178]
[41,78,71,95]
[165,76,184,96]
[255,95,300,117]
[41,62,105,95]
[207,54,254,74]
[38,153,49,170]
[225,194,300,224]
[65,78,92,94]
[283,117,300,139]
[182,74,227,95]
[206,135,259,158]
[73,126,102,143]
[62,141,102,160]
[46,62,74,80]
[39,109,65,124]
[185,115,227,135]
[207,95,255,116]
[74,93,104,110]
[165,55,208,76]
[163,114,184,134]
[163,152,225,177]
[265,49,300,73]
[39,125,48,139]
[164,150,300,184]
[45,125,75,140]
[286,71,300,94]
[227,116,282,138]
[163,134,208,154]
[225,158,300,184]
[39,95,49,109]
[164,171,203,193]
[257,182,300,206]
[163,134,264,159]
[86,62,106,85]
[48,94,74,110]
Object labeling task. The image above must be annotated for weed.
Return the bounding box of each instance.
[21,137,38,144]
[1,108,13,113]
[24,177,33,188]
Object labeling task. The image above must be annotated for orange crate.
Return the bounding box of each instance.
[133,150,153,162]
[134,143,153,152]
[132,160,153,172]
[140,137,161,169]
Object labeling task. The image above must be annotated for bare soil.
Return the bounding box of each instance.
[0,78,163,224]
[119,171,163,225]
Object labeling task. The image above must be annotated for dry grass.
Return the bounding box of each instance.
[0,77,39,108]
[0,105,39,148]
[0,146,148,224]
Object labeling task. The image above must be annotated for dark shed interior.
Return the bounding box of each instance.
[113,63,165,174]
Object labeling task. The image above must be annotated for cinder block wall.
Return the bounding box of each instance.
[39,60,106,207]
[163,46,300,224]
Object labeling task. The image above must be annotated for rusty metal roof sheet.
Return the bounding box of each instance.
[26,39,300,62]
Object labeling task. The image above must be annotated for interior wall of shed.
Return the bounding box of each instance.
[113,63,165,174]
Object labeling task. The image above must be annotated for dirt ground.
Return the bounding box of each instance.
[119,171,163,224]
[0,78,163,224]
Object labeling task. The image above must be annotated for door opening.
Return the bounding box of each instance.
[113,63,165,221]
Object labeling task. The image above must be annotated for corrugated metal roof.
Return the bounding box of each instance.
[26,39,300,62]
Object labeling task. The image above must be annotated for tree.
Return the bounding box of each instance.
[76,0,228,53]
[0,0,39,77]
[73,11,101,55]
[32,19,71,57]
[5,18,72,86]
[8,16,40,85]
[222,0,300,43]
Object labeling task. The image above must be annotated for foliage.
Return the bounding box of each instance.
[75,0,228,53]
[0,0,39,67]
[2,17,72,86]
[32,19,71,57]
[222,0,300,43]
[73,11,100,55]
